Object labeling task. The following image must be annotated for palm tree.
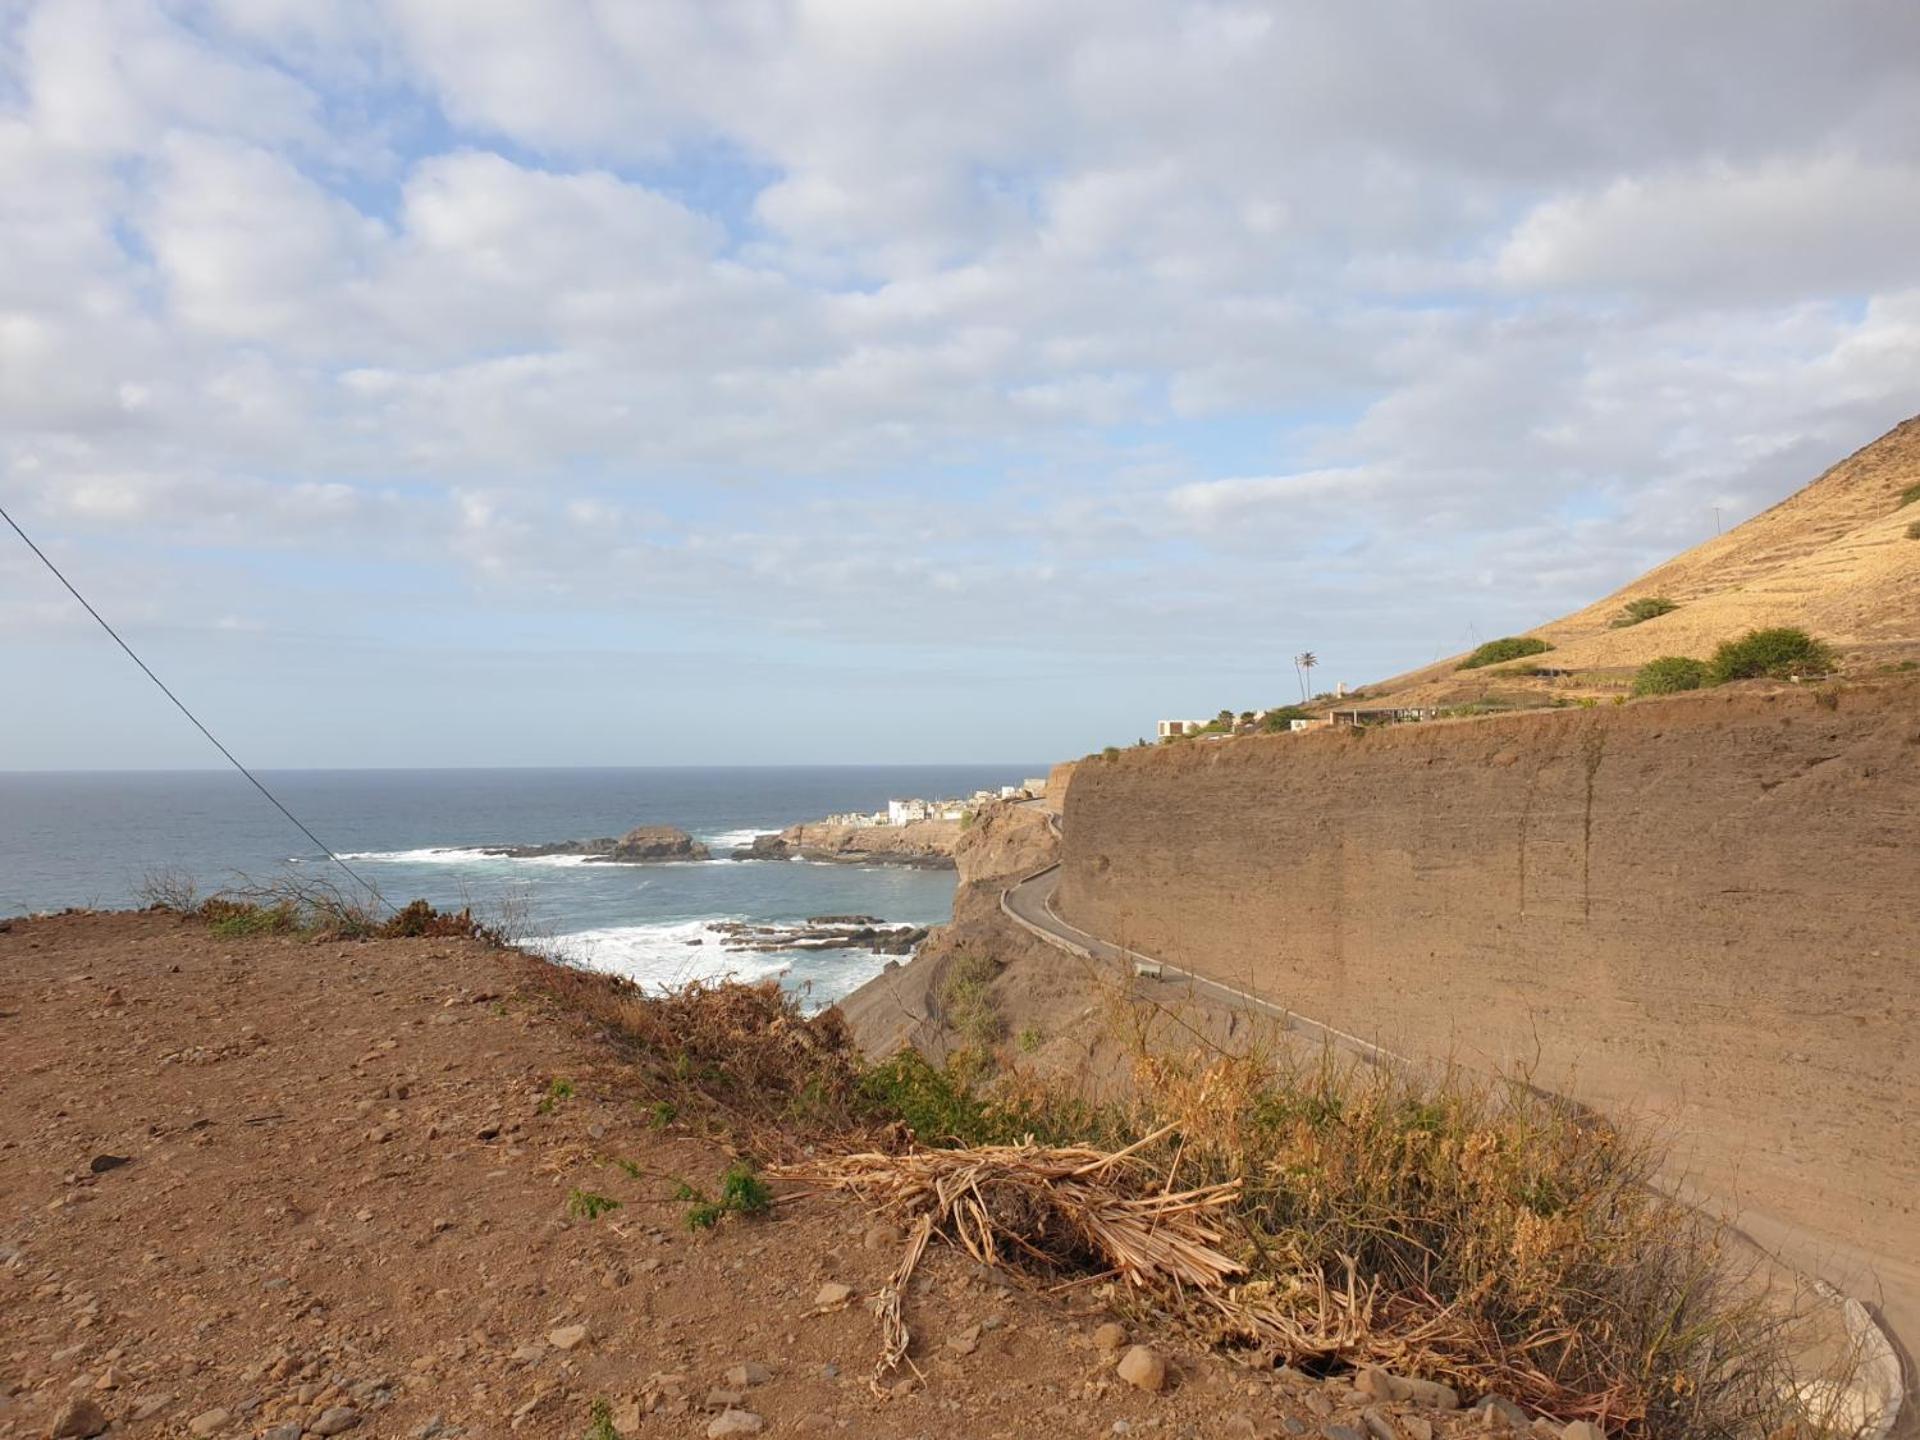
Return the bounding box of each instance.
[1294,651,1318,702]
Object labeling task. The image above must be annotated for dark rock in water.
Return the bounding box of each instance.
[595,826,711,863]
[707,919,929,956]
[807,915,883,926]
[729,834,790,861]
[481,825,710,864]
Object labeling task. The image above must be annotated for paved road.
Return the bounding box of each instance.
[1001,861,1405,1070]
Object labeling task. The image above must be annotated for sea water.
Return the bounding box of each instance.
[0,765,1038,1006]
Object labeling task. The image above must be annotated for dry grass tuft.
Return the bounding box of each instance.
[520,960,875,1145]
[491,956,1875,1438]
[156,872,505,945]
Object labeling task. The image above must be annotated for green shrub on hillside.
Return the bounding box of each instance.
[1458,636,1552,670]
[937,952,1003,1057]
[1632,656,1709,696]
[1611,596,1678,628]
[1899,482,1920,508]
[1260,705,1311,731]
[1907,518,1920,540]
[1706,627,1836,683]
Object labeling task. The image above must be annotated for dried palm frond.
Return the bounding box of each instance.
[779,1128,1241,1392]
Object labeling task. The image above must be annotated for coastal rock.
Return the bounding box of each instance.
[731,834,791,861]
[602,825,710,862]
[479,825,711,864]
[730,818,961,869]
[708,919,928,956]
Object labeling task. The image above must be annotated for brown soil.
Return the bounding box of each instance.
[0,911,1483,1440]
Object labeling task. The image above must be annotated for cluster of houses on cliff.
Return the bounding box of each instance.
[823,777,1049,829]
[1158,700,1440,739]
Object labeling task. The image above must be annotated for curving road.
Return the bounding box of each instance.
[1001,860,1407,1071]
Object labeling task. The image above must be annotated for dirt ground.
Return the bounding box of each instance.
[1,911,1489,1440]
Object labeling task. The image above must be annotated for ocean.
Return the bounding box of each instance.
[0,765,1039,1007]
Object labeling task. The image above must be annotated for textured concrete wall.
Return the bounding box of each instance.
[1058,681,1920,1311]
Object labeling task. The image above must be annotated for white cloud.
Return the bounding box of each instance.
[4,0,1920,765]
[1498,154,1920,302]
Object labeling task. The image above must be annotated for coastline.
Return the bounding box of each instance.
[730,816,964,869]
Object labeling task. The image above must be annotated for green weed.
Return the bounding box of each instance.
[538,1077,575,1114]
[566,1189,621,1221]
[676,1162,771,1231]
[584,1398,618,1440]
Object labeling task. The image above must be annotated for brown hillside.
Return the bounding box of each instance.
[1376,414,1920,703]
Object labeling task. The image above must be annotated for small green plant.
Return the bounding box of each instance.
[1458,636,1552,670]
[1611,596,1679,628]
[1632,655,1709,696]
[1898,482,1920,508]
[538,1076,576,1114]
[937,953,1003,1056]
[1018,1025,1044,1054]
[1101,745,1120,760]
[676,1162,772,1230]
[611,1157,644,1179]
[1706,627,1836,684]
[643,1099,678,1130]
[200,897,301,938]
[584,1397,618,1440]
[566,1189,621,1221]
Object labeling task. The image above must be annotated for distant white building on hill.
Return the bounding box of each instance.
[887,798,930,825]
[1157,718,1203,738]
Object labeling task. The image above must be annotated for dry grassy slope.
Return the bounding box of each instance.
[1375,414,1920,703]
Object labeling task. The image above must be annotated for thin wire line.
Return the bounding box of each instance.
[2,502,392,913]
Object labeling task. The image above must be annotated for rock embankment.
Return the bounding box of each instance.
[731,818,961,869]
[482,824,710,863]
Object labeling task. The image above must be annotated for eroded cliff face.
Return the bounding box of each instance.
[744,817,962,867]
[836,800,1060,1056]
[1058,679,1920,1326]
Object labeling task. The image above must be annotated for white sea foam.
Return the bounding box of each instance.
[339,846,594,868]
[704,827,769,851]
[527,919,909,1010]
[525,920,781,990]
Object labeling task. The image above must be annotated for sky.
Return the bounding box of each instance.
[4,1,1920,769]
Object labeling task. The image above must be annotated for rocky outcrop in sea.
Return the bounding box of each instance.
[729,818,959,869]
[706,915,929,955]
[480,825,711,864]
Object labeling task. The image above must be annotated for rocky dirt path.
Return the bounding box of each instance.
[2,912,1487,1440]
